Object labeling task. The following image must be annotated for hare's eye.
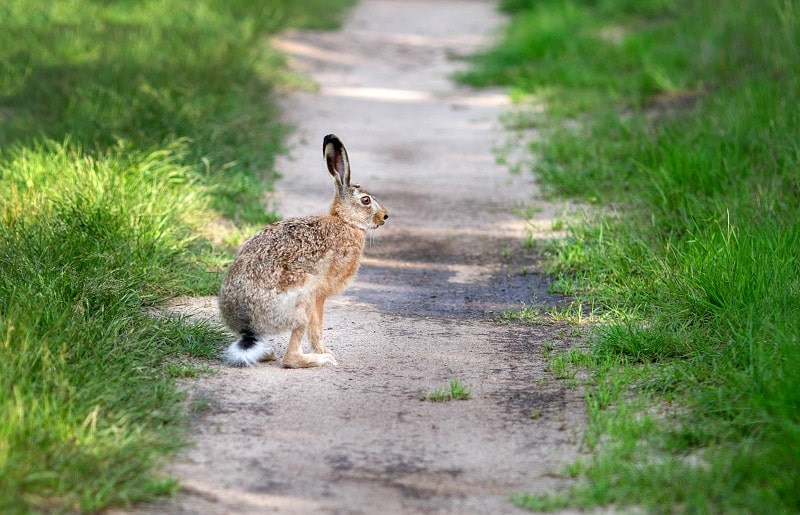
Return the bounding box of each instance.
[360,196,371,206]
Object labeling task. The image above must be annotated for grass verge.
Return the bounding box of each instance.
[0,1,354,511]
[463,0,800,512]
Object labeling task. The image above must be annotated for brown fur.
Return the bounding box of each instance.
[218,135,388,368]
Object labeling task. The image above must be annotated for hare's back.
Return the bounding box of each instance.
[240,216,339,262]
[231,216,361,290]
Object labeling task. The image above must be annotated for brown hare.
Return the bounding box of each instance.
[218,134,389,368]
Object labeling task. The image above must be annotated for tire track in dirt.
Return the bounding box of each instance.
[142,1,587,513]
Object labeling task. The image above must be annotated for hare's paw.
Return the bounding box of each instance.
[311,343,330,354]
[282,351,337,369]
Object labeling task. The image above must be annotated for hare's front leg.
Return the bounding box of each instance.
[281,299,337,369]
[308,295,331,355]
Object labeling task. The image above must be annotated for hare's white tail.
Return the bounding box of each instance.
[224,332,275,367]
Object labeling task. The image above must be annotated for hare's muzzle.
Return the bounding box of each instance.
[373,209,389,227]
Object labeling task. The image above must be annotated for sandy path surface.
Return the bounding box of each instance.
[146,1,586,513]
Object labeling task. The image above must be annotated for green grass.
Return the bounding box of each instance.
[0,1,354,512]
[0,142,225,512]
[464,0,800,512]
[0,0,353,225]
[422,379,472,402]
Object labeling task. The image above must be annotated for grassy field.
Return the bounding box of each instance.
[462,0,799,512]
[0,1,353,512]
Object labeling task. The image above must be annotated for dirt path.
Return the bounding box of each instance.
[149,1,586,513]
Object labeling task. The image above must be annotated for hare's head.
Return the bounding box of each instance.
[324,134,388,230]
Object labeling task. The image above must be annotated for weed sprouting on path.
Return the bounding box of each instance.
[0,1,353,511]
[462,0,800,512]
[422,379,472,402]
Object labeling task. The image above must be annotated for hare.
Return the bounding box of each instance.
[218,134,389,368]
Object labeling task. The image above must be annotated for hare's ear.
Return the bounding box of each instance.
[323,134,350,192]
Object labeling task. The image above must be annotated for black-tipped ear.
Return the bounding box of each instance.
[323,134,350,190]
